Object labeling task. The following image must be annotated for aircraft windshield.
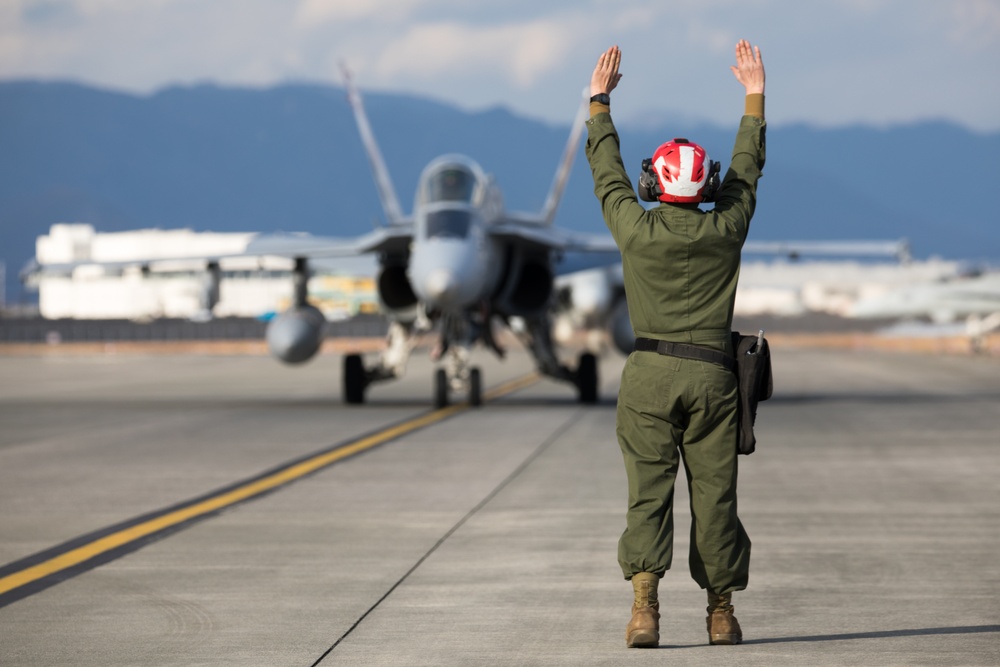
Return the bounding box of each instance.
[425,210,471,239]
[423,166,477,203]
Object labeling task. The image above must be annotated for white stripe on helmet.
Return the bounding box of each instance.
[655,145,707,198]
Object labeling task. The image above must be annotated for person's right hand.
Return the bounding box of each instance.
[591,45,622,98]
[730,40,764,95]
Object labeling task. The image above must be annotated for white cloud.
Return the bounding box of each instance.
[0,0,998,130]
[947,0,1000,50]
[372,18,578,88]
[293,0,458,28]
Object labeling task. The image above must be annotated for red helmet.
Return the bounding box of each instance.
[645,138,718,203]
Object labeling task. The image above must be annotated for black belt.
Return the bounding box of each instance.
[633,337,737,373]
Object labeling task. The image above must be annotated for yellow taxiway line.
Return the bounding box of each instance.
[0,372,540,603]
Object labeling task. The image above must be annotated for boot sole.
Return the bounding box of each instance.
[709,633,741,645]
[626,630,659,648]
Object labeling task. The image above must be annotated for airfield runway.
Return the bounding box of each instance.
[0,344,998,666]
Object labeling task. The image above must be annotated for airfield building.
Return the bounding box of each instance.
[25,223,966,324]
[25,223,378,321]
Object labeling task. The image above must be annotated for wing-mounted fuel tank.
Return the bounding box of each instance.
[267,304,326,363]
[266,257,326,364]
[492,247,554,317]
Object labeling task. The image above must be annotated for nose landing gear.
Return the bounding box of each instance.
[433,359,482,408]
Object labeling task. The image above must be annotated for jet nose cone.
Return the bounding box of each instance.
[424,269,458,306]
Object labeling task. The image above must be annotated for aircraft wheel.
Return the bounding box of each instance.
[469,367,482,407]
[344,354,366,404]
[577,352,598,404]
[434,368,449,408]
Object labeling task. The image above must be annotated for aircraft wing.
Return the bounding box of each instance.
[488,219,619,254]
[21,226,414,283]
[20,251,249,280]
[743,239,912,262]
[245,225,413,258]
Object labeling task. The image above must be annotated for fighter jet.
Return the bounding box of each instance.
[241,70,622,406]
[19,74,627,406]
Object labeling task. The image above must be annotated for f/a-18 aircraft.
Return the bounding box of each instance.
[218,71,623,407]
[19,74,628,407]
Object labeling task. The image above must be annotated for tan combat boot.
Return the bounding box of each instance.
[625,572,660,648]
[706,591,742,645]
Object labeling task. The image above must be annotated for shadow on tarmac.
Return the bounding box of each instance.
[648,624,1000,650]
[769,392,1000,405]
[744,624,1000,645]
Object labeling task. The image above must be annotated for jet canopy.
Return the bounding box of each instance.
[416,155,488,208]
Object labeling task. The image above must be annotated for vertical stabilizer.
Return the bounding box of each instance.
[540,92,589,226]
[341,65,406,225]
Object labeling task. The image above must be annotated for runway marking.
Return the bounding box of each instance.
[0,372,540,608]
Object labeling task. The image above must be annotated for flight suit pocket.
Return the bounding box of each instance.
[700,360,738,406]
[620,352,679,413]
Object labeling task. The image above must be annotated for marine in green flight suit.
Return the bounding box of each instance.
[585,41,766,648]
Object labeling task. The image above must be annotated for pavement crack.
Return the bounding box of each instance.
[309,408,583,665]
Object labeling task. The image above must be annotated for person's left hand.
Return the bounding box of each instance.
[591,45,622,97]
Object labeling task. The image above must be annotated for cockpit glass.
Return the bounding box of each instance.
[426,167,476,203]
[425,210,471,239]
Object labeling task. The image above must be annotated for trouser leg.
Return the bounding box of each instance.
[615,356,685,578]
[681,365,751,595]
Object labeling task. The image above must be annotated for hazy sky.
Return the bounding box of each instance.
[2,0,998,131]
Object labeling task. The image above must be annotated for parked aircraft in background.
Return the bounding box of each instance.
[848,269,1000,341]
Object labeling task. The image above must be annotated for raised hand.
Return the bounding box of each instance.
[730,40,764,95]
[591,45,623,97]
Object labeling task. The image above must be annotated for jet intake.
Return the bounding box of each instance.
[377,265,419,322]
[496,255,553,316]
[266,304,326,364]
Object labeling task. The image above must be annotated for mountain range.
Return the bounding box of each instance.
[2,80,998,304]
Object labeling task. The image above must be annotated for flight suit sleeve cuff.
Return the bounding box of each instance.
[590,101,611,118]
[745,93,764,119]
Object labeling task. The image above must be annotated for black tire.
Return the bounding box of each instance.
[344,354,366,404]
[577,352,598,404]
[434,368,449,408]
[469,367,482,407]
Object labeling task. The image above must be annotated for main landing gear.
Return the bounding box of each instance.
[343,353,367,404]
[575,352,598,404]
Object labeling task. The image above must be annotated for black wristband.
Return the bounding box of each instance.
[589,93,610,105]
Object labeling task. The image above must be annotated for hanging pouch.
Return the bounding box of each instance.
[731,330,773,455]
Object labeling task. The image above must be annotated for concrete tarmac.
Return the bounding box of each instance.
[0,345,998,666]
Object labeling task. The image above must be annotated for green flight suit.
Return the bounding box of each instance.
[585,106,766,595]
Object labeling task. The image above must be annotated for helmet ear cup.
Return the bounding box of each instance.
[638,158,661,202]
[701,160,721,202]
